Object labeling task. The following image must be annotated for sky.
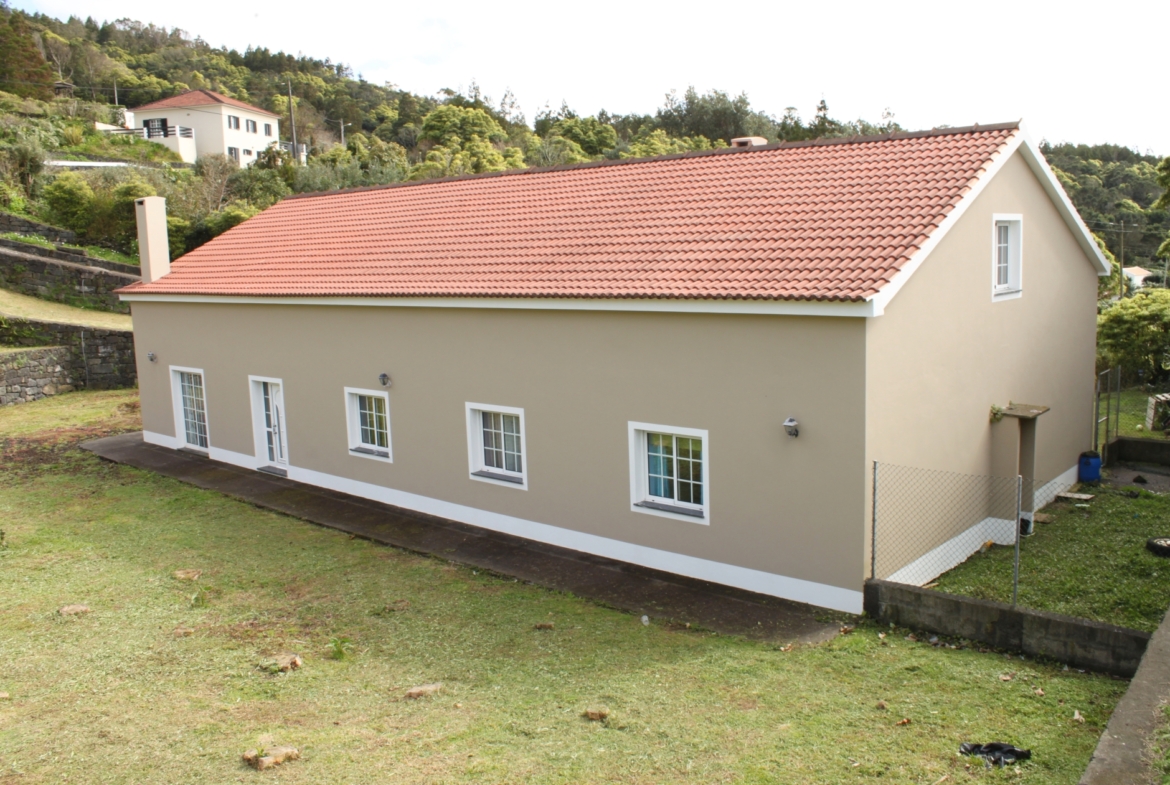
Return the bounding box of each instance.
[18,0,1170,155]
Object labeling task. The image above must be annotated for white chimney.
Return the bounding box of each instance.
[134,196,171,283]
[730,136,769,148]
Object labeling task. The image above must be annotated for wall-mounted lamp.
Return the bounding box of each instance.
[147,352,157,363]
[378,373,392,387]
[783,417,799,438]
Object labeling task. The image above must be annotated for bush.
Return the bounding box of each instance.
[185,202,259,253]
[1098,289,1170,379]
[226,167,290,209]
[42,172,94,231]
[61,126,84,146]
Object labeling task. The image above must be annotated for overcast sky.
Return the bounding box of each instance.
[19,0,1170,156]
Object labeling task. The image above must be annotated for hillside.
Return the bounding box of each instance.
[0,7,1163,273]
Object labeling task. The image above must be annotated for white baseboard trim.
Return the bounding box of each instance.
[886,516,1017,586]
[1032,464,1079,511]
[143,430,178,449]
[141,432,863,613]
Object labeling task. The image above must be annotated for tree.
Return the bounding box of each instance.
[550,116,616,157]
[39,30,72,81]
[420,105,506,145]
[0,14,55,100]
[193,154,239,213]
[1097,290,1170,380]
[525,134,590,168]
[227,166,290,209]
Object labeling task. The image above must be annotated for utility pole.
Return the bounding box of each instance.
[113,79,117,106]
[326,117,351,146]
[287,78,298,164]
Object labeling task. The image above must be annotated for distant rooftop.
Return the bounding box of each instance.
[130,89,279,118]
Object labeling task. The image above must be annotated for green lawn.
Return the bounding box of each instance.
[0,287,132,331]
[0,391,1126,783]
[1098,389,1170,443]
[934,486,1170,632]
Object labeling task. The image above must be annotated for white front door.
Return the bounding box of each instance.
[252,379,288,469]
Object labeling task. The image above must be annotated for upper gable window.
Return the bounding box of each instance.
[992,214,1023,301]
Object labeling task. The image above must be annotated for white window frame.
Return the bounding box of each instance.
[991,214,1023,301]
[248,375,290,472]
[344,387,392,462]
[245,119,257,133]
[465,402,527,490]
[263,123,272,137]
[169,365,210,452]
[227,115,240,130]
[227,146,240,162]
[628,421,709,524]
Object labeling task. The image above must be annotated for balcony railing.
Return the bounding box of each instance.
[103,126,194,139]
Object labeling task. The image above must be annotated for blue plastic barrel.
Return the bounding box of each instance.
[1078,451,1101,483]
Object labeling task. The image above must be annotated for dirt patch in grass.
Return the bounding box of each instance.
[0,391,1128,783]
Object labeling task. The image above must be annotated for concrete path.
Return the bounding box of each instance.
[1081,605,1170,784]
[82,432,843,645]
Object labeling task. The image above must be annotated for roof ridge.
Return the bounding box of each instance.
[285,121,1021,203]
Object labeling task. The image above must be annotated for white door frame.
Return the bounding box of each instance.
[248,375,289,471]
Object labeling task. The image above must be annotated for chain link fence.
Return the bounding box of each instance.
[1096,367,1170,451]
[872,462,1027,603]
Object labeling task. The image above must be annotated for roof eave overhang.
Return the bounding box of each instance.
[865,123,1111,315]
[117,292,881,317]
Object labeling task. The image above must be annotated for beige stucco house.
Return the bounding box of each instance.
[120,122,1108,614]
[126,89,282,165]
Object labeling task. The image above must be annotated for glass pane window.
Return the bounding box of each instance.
[178,371,208,449]
[357,395,388,448]
[482,412,522,473]
[647,432,702,506]
[996,223,1011,287]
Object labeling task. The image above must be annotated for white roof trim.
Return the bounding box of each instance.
[866,123,1109,315]
[118,292,880,317]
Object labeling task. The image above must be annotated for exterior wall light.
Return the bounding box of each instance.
[378,373,392,387]
[147,352,157,363]
[783,417,799,438]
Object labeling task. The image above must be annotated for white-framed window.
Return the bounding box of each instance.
[465,403,527,489]
[991,214,1023,300]
[263,123,273,137]
[243,149,253,156]
[628,422,709,523]
[344,387,392,462]
[170,366,209,451]
[245,119,257,133]
[227,147,239,162]
[227,115,240,130]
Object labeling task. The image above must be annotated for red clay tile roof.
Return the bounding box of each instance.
[124,123,1019,302]
[131,89,279,117]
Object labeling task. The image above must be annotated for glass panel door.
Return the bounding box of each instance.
[261,381,287,465]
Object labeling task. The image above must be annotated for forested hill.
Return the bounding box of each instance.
[0,8,1166,271]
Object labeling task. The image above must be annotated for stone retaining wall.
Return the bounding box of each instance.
[0,316,136,391]
[864,579,1149,677]
[1109,437,1170,467]
[0,346,79,405]
[0,213,75,244]
[0,246,138,313]
[0,237,139,276]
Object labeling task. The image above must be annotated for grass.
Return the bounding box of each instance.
[0,391,1128,783]
[934,485,1170,632]
[0,287,132,331]
[0,231,139,267]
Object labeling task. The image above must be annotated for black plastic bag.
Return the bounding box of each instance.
[959,742,1031,767]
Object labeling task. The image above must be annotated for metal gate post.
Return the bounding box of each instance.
[1013,475,1022,606]
[871,461,878,580]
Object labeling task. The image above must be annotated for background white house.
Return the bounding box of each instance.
[124,89,289,165]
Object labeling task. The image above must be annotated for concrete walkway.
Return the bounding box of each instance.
[82,432,842,644]
[1081,605,1170,784]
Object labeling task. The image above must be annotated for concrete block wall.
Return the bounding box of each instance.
[0,316,136,391]
[0,213,75,244]
[864,579,1150,677]
[0,346,80,405]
